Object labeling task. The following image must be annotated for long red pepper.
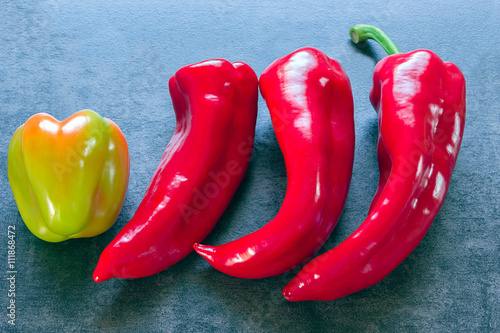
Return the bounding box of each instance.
[93,59,258,282]
[283,25,466,301]
[194,47,354,278]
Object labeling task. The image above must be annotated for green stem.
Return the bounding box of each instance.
[349,24,401,55]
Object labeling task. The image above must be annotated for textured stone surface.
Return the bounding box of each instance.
[0,0,498,331]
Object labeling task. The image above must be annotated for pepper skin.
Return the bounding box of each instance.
[283,25,466,301]
[8,110,130,242]
[194,47,355,279]
[93,59,258,282]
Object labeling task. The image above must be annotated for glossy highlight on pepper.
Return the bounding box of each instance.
[93,59,258,282]
[194,47,355,278]
[8,110,130,242]
[283,25,466,301]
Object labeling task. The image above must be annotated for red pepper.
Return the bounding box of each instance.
[194,47,355,278]
[283,25,466,301]
[93,59,258,282]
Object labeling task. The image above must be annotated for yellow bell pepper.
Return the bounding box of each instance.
[8,110,130,242]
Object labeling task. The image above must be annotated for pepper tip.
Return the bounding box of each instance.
[93,262,114,283]
[282,287,293,301]
[93,274,102,283]
[193,243,217,263]
[282,281,309,302]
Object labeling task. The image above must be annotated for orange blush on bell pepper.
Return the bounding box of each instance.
[8,110,130,242]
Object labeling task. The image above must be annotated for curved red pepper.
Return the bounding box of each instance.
[93,59,258,282]
[283,25,466,301]
[194,47,355,279]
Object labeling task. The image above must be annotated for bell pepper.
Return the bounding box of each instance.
[283,25,466,301]
[8,110,130,243]
[93,59,258,282]
[194,47,355,278]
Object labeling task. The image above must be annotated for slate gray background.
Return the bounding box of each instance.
[1,0,499,332]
